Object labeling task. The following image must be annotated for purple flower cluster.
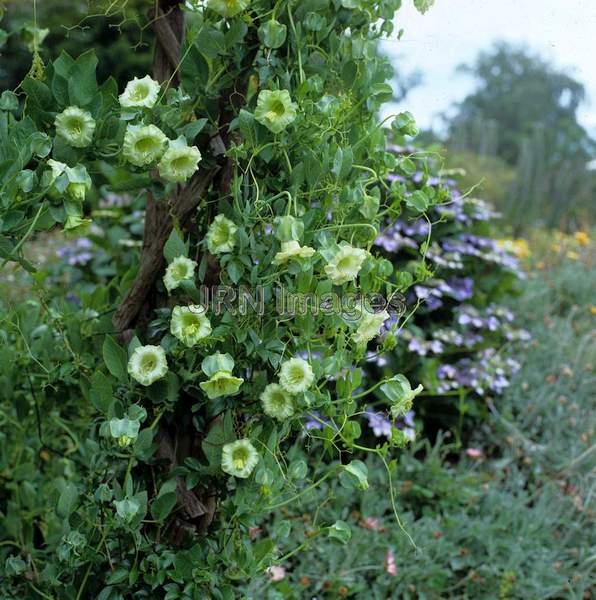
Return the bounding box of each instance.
[363,408,415,441]
[56,238,95,266]
[411,277,474,311]
[436,349,521,396]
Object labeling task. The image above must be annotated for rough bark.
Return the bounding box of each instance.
[113,0,219,539]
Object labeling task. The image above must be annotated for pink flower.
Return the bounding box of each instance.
[466,447,483,459]
[362,517,380,531]
[266,566,286,582]
[249,527,262,539]
[384,548,397,576]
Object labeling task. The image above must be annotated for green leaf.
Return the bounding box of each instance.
[57,483,78,518]
[381,374,424,418]
[89,371,113,414]
[0,91,18,112]
[151,491,177,522]
[406,190,429,212]
[102,335,128,382]
[179,118,208,142]
[29,132,52,158]
[258,20,287,49]
[164,228,188,262]
[68,51,99,106]
[414,0,435,14]
[201,412,235,467]
[327,520,351,544]
[341,460,369,490]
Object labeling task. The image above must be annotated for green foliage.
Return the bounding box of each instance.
[0,0,447,596]
[237,244,595,598]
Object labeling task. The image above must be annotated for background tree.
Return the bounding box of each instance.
[446,43,595,229]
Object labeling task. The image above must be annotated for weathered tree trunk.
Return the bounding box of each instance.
[112,0,217,338]
[113,0,220,538]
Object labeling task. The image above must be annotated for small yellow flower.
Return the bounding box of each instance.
[566,250,579,260]
[590,306,596,315]
[574,231,590,246]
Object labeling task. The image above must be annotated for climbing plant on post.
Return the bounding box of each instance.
[0,0,438,595]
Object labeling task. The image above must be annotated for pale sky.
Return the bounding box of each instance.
[381,0,596,135]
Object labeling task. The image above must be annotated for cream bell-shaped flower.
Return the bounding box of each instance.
[260,383,295,420]
[206,214,238,255]
[158,137,202,183]
[279,357,314,394]
[123,124,167,167]
[208,0,250,18]
[54,106,96,148]
[199,352,244,399]
[199,370,244,400]
[255,90,297,134]
[324,243,367,285]
[127,345,168,386]
[119,75,161,109]
[273,240,316,265]
[221,439,259,478]
[163,256,197,293]
[352,309,390,345]
[170,305,212,347]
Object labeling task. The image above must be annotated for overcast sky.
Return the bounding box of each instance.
[381,0,596,135]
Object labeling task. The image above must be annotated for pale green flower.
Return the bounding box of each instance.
[64,164,92,202]
[221,439,259,478]
[260,383,295,420]
[200,371,244,399]
[279,357,314,394]
[46,158,67,183]
[109,417,140,447]
[54,106,95,148]
[127,344,168,386]
[123,124,167,167]
[163,256,197,293]
[324,243,367,285]
[45,160,91,202]
[170,305,212,347]
[352,309,389,345]
[255,90,297,134]
[208,0,250,18]
[273,240,316,265]
[206,214,237,254]
[200,352,244,399]
[158,137,202,183]
[119,75,161,109]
